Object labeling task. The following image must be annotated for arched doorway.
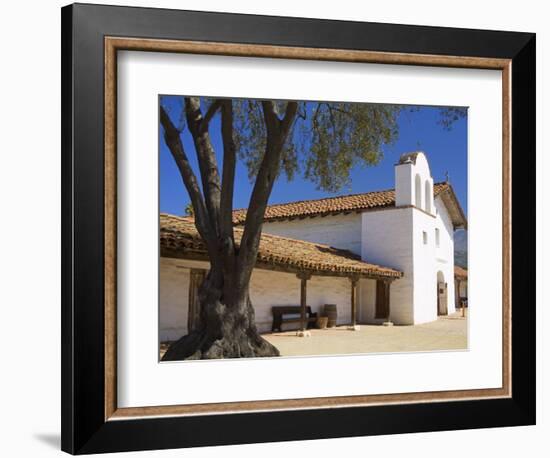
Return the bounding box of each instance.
[437,271,448,316]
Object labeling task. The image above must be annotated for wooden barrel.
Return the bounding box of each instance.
[324,304,338,328]
[316,316,328,329]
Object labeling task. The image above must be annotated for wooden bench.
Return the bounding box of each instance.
[271,306,318,332]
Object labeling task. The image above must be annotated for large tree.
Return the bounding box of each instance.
[160,97,462,360]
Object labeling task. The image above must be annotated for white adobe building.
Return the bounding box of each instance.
[160,152,467,342]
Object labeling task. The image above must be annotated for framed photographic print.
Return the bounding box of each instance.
[61,3,536,454]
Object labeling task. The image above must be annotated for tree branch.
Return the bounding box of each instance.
[326,103,338,134]
[312,103,322,131]
[159,106,212,241]
[219,99,236,259]
[280,101,298,138]
[261,100,280,134]
[184,97,222,234]
[200,99,222,134]
[236,101,298,295]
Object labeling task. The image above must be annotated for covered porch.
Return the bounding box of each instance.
[276,269,398,337]
[160,214,403,341]
[454,265,468,313]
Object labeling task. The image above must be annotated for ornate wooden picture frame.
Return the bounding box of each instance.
[62,3,535,454]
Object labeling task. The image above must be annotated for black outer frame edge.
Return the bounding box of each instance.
[61,3,536,454]
[69,2,533,58]
[510,35,536,423]
[61,4,75,455]
[79,398,531,455]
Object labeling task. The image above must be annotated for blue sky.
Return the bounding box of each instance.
[159,97,467,217]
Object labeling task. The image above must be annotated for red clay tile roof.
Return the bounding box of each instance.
[454,265,468,280]
[160,214,402,279]
[232,182,466,227]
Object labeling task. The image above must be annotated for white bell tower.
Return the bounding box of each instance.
[395,151,434,214]
[362,151,440,325]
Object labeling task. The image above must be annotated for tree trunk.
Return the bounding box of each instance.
[159,99,298,361]
[162,267,280,360]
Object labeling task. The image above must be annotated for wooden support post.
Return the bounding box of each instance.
[349,276,359,330]
[455,278,460,310]
[296,272,312,335]
[300,276,307,331]
[382,279,393,326]
[460,281,465,318]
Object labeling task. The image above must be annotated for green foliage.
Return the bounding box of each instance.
[438,107,468,130]
[233,100,400,193]
[184,202,194,217]
[163,97,465,195]
[232,99,301,184]
[305,102,400,192]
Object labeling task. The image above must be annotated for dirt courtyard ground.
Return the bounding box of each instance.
[262,312,468,357]
[159,312,467,359]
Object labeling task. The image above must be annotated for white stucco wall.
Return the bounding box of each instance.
[411,209,438,324]
[361,203,455,325]
[358,278,384,323]
[395,163,414,207]
[362,207,414,324]
[159,258,356,341]
[361,153,455,325]
[249,269,353,332]
[434,196,456,313]
[159,257,191,341]
[395,153,434,214]
[260,213,363,256]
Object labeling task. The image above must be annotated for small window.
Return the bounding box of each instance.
[435,228,440,247]
[422,231,428,245]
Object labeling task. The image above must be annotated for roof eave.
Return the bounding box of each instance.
[438,185,468,230]
[160,245,402,280]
